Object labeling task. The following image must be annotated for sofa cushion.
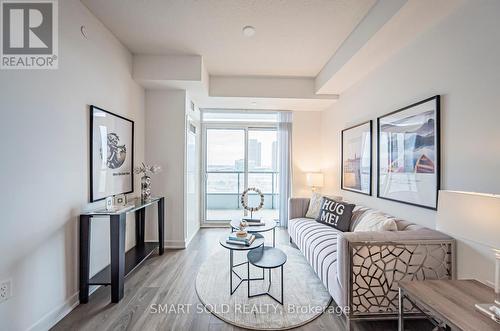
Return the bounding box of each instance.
[395,219,423,231]
[305,193,323,219]
[316,197,354,232]
[305,193,342,219]
[288,217,342,302]
[353,210,398,232]
[349,205,373,231]
[349,205,423,232]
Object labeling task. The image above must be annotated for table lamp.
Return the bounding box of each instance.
[437,190,500,323]
[306,173,324,192]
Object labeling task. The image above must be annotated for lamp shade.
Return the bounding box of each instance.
[306,173,324,188]
[437,190,500,249]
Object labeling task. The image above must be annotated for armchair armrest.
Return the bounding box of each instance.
[288,197,310,220]
[336,229,456,318]
[339,228,454,243]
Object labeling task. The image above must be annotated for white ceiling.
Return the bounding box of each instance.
[81,0,375,77]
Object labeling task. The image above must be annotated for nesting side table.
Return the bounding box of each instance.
[219,233,265,295]
[247,246,287,305]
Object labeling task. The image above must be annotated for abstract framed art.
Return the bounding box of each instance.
[377,95,440,209]
[341,120,372,195]
[90,105,134,202]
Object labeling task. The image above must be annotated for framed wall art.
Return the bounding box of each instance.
[341,120,372,195]
[377,95,440,209]
[90,105,134,202]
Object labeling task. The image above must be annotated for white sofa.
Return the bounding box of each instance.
[288,197,456,320]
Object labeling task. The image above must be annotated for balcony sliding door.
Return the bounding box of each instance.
[203,125,278,223]
[205,128,245,222]
[247,128,279,219]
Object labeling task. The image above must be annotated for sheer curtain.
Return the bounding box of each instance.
[278,111,293,227]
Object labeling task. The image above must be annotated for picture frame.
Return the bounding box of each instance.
[90,105,134,202]
[105,196,115,211]
[377,95,440,209]
[341,120,372,195]
[113,194,127,206]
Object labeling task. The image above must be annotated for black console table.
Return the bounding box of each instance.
[79,197,165,303]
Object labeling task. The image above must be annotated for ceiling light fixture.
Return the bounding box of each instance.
[242,26,256,37]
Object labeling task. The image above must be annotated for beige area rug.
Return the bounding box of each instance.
[195,245,332,330]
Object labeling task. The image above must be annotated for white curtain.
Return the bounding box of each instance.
[278,111,293,227]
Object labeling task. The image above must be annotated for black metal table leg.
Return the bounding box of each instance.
[246,246,286,305]
[110,214,126,303]
[158,197,165,255]
[229,250,264,295]
[247,266,284,305]
[230,250,233,294]
[79,215,91,304]
[135,209,145,246]
[280,265,283,304]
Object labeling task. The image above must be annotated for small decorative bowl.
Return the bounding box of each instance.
[236,230,247,238]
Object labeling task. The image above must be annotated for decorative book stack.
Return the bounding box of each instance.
[226,233,256,246]
[242,218,265,226]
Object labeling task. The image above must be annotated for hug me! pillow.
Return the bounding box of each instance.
[315,197,355,232]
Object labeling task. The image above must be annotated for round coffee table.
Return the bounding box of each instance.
[247,246,287,305]
[230,219,277,247]
[219,233,265,295]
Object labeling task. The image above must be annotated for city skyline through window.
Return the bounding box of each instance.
[207,130,277,172]
[204,126,279,222]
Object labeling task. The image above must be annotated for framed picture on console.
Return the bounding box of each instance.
[341,120,372,195]
[90,105,134,202]
[377,95,440,209]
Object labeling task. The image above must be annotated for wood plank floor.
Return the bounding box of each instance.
[53,228,432,331]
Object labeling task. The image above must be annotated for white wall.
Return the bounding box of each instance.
[292,111,324,198]
[0,1,145,330]
[145,90,200,248]
[146,90,195,248]
[321,0,500,284]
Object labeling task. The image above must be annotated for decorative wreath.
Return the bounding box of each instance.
[241,187,265,212]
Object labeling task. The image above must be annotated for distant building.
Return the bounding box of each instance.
[248,139,262,168]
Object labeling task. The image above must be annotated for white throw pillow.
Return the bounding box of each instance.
[305,193,342,219]
[353,211,398,232]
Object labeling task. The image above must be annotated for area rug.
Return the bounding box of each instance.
[195,245,332,330]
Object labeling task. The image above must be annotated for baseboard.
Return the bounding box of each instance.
[143,239,186,249]
[29,236,186,331]
[28,233,190,331]
[27,286,99,331]
[27,292,78,331]
[200,223,231,228]
[163,239,186,249]
[185,227,200,248]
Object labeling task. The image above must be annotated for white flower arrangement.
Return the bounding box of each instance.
[134,162,161,176]
[241,187,265,212]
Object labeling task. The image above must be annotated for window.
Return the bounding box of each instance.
[202,111,279,223]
